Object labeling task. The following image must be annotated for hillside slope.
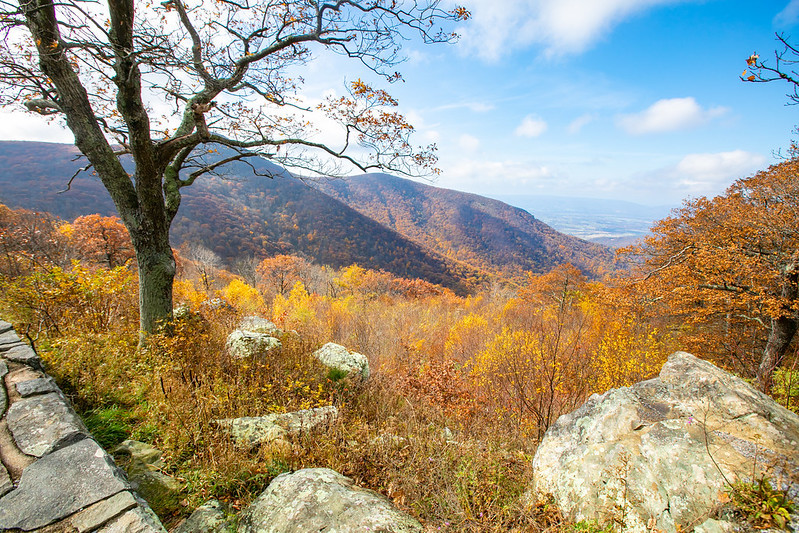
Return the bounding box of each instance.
[0,141,611,290]
[0,141,479,292]
[313,173,613,278]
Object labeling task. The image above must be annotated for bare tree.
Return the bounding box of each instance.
[182,243,221,291]
[743,33,799,105]
[0,0,467,333]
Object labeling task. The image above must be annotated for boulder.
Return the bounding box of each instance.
[312,342,369,380]
[114,440,182,516]
[174,500,229,533]
[238,316,282,336]
[237,468,423,533]
[216,405,338,448]
[226,329,281,359]
[531,352,799,533]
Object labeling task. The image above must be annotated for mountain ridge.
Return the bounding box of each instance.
[0,141,611,290]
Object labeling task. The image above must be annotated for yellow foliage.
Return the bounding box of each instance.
[222,278,264,314]
[591,318,670,393]
[272,281,318,329]
[173,278,206,309]
[444,312,490,361]
[0,262,136,334]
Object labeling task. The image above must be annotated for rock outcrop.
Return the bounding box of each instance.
[174,499,229,533]
[237,468,423,533]
[226,329,282,359]
[531,351,799,533]
[312,342,370,380]
[226,317,284,359]
[238,316,282,336]
[216,405,338,448]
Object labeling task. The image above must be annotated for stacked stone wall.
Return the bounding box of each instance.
[0,319,166,532]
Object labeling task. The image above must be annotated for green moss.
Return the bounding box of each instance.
[82,406,135,449]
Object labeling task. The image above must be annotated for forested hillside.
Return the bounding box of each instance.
[0,141,611,290]
[0,141,480,293]
[314,173,613,279]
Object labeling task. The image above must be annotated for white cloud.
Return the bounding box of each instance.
[423,130,441,143]
[434,101,495,113]
[635,150,767,200]
[458,0,695,60]
[0,111,73,143]
[515,115,548,137]
[616,97,727,135]
[458,134,481,151]
[673,151,766,191]
[567,113,597,134]
[775,0,799,26]
[440,158,557,192]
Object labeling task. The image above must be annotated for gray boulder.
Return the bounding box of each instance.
[312,342,369,380]
[216,405,338,448]
[226,329,281,359]
[531,352,799,533]
[237,468,423,533]
[239,316,282,336]
[114,440,182,516]
[174,500,229,533]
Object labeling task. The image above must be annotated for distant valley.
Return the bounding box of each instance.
[491,194,674,248]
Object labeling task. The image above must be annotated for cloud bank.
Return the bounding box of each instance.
[616,97,727,135]
[458,0,696,60]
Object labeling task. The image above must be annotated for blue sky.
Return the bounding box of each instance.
[2,0,798,209]
[389,0,799,207]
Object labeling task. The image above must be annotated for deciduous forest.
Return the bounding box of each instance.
[0,156,797,529]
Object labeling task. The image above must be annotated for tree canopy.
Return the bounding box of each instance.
[0,0,467,333]
[627,159,799,392]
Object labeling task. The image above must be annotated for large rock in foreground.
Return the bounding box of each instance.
[237,468,423,533]
[531,352,799,533]
[226,329,282,359]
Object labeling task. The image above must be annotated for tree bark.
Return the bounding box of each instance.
[756,262,799,393]
[131,225,176,335]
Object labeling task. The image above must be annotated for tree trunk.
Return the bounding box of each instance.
[756,263,799,394]
[756,315,798,394]
[132,228,176,335]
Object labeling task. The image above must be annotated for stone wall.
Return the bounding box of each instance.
[0,319,167,532]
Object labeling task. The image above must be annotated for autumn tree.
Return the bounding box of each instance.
[0,203,69,276]
[182,243,222,291]
[742,34,799,106]
[257,254,309,297]
[63,214,134,268]
[0,0,467,334]
[628,159,799,393]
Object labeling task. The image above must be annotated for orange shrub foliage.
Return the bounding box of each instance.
[62,214,134,269]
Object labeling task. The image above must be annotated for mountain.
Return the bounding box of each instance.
[0,141,611,290]
[312,173,613,279]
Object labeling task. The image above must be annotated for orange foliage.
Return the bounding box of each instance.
[62,214,134,269]
[257,254,310,297]
[624,158,799,391]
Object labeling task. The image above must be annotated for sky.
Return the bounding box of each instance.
[2,0,799,209]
